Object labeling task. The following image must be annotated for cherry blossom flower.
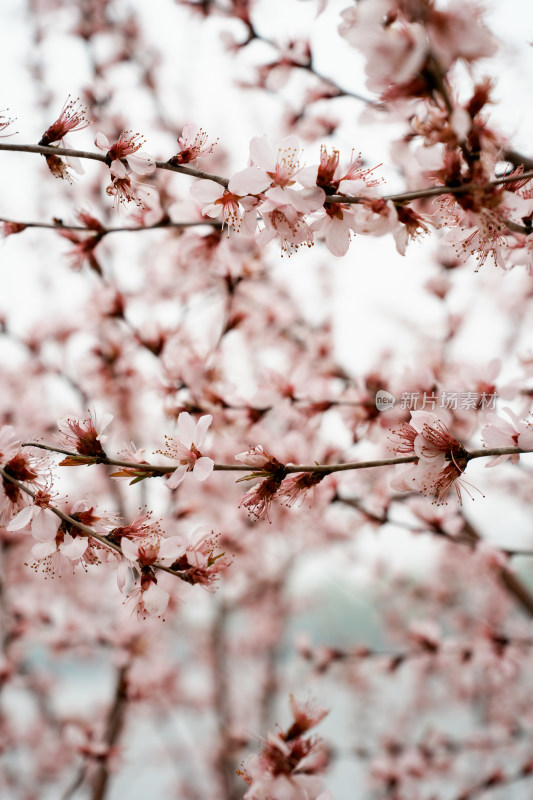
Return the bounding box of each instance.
[57,410,113,464]
[239,476,283,521]
[246,134,303,189]
[278,472,324,507]
[240,697,329,800]
[235,444,285,472]
[159,412,214,489]
[26,497,112,570]
[105,160,148,209]
[105,511,162,546]
[394,206,431,256]
[59,228,104,273]
[481,409,533,466]
[1,221,27,238]
[190,177,261,235]
[0,442,44,526]
[166,526,231,590]
[390,411,473,505]
[256,185,325,255]
[44,153,84,183]
[7,487,61,541]
[169,124,218,165]
[95,130,155,175]
[119,534,183,618]
[339,2,427,95]
[39,97,89,146]
[121,532,183,567]
[310,205,357,257]
[426,2,498,69]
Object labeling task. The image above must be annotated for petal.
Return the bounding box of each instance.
[97,412,114,436]
[158,536,184,562]
[95,131,111,150]
[177,411,196,448]
[6,505,34,532]
[249,136,276,170]
[190,179,224,204]
[121,536,141,562]
[229,167,271,196]
[166,464,187,489]
[60,534,89,559]
[180,123,197,141]
[127,152,156,175]
[325,219,351,257]
[32,541,56,559]
[110,160,127,178]
[143,583,169,617]
[116,558,131,592]
[193,457,214,482]
[194,414,212,448]
[31,508,61,541]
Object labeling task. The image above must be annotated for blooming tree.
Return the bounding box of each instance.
[1,0,533,798]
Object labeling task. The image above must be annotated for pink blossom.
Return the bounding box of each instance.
[7,488,60,541]
[105,160,149,209]
[121,533,183,566]
[95,130,155,175]
[160,412,214,489]
[339,3,427,94]
[390,411,472,505]
[39,97,89,146]
[310,205,357,256]
[170,124,218,165]
[190,179,259,235]
[247,135,303,189]
[57,410,113,464]
[168,526,231,589]
[426,2,498,69]
[44,153,84,183]
[235,444,284,471]
[26,499,105,567]
[240,697,329,800]
[481,409,533,466]
[0,447,43,526]
[257,185,325,254]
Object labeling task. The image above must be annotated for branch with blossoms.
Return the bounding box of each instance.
[0,428,231,620]
[298,627,533,675]
[3,140,531,204]
[1,135,533,259]
[16,409,533,525]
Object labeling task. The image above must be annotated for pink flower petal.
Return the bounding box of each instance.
[193,456,214,482]
[229,167,271,195]
[31,508,60,541]
[177,411,196,448]
[166,464,187,490]
[6,505,34,532]
[143,583,169,617]
[194,414,212,448]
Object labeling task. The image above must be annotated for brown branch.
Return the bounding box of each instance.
[90,664,129,800]
[0,216,221,234]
